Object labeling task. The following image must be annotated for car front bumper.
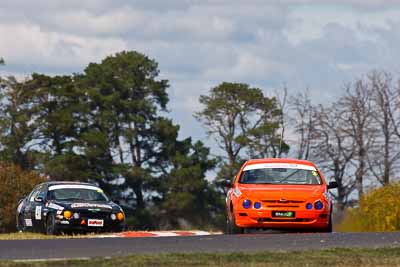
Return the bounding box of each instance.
[234,210,330,230]
[55,218,125,232]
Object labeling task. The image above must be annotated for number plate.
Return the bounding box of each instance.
[88,219,104,227]
[272,211,295,218]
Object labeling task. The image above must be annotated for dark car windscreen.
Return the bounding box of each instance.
[239,168,322,185]
[47,188,109,202]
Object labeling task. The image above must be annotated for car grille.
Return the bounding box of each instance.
[77,211,111,219]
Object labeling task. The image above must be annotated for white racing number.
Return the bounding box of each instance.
[35,206,42,220]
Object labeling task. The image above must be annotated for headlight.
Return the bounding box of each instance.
[117,212,124,221]
[73,212,80,219]
[110,214,117,220]
[306,203,313,210]
[63,210,72,219]
[314,200,324,210]
[254,202,261,209]
[242,199,251,209]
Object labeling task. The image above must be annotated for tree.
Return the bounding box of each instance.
[340,80,375,198]
[153,139,219,229]
[289,90,315,160]
[367,71,400,185]
[24,74,89,181]
[0,76,36,170]
[247,89,289,159]
[311,104,356,210]
[80,51,172,213]
[195,82,285,180]
[0,58,4,65]
[0,162,46,232]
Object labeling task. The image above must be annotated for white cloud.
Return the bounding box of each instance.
[2,0,400,154]
[0,22,127,72]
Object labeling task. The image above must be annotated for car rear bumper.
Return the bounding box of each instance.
[234,210,330,230]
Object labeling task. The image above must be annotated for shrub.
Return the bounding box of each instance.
[337,183,400,232]
[0,162,46,232]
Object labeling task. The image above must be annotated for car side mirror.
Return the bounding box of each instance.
[217,179,232,188]
[327,181,338,189]
[34,196,44,203]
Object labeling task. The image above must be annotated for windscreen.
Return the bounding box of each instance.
[239,164,322,185]
[47,186,109,201]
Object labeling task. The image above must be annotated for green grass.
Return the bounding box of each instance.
[0,232,105,240]
[2,248,400,267]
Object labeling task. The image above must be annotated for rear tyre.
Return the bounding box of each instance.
[227,211,244,234]
[46,214,59,235]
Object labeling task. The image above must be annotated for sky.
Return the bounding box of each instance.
[1,0,400,156]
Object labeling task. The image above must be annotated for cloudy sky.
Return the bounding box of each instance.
[1,0,400,152]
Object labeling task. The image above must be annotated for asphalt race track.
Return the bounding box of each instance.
[1,232,400,260]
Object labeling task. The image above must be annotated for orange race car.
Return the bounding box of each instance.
[225,158,338,234]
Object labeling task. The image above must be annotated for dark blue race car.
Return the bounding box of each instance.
[16,181,125,235]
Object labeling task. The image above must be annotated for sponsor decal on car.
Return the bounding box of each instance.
[48,184,102,191]
[71,203,112,209]
[24,219,32,227]
[244,163,317,171]
[233,188,242,197]
[47,203,65,210]
[88,219,104,227]
[324,192,332,200]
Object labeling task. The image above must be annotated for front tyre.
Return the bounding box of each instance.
[319,213,333,233]
[46,214,59,235]
[227,211,244,234]
[16,214,25,232]
[325,213,333,233]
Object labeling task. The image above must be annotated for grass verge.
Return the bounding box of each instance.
[2,248,400,267]
[0,232,103,240]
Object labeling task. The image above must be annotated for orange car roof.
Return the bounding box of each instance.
[244,158,317,168]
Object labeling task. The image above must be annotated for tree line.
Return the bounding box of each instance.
[0,51,399,230]
[0,52,225,230]
[288,71,400,210]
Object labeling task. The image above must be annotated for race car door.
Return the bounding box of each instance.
[31,185,47,231]
[25,185,46,231]
[23,187,40,229]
